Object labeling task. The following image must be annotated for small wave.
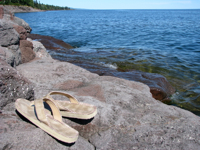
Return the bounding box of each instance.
[98,62,118,70]
[73,47,95,52]
[171,92,181,102]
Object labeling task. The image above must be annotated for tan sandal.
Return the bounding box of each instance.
[44,91,97,119]
[15,97,79,143]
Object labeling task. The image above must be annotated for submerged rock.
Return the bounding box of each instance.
[28,33,175,102]
[112,71,175,101]
[28,34,74,50]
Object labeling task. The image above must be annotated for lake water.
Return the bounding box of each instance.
[15,9,200,115]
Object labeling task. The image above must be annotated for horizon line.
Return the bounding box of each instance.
[71,8,200,10]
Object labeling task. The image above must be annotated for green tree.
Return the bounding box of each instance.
[27,0,34,7]
[5,0,11,5]
[20,0,27,5]
[1,0,70,10]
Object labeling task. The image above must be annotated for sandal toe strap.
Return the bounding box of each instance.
[34,98,62,125]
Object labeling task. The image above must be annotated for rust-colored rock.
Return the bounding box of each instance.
[0,7,3,19]
[20,40,35,63]
[13,25,27,40]
[10,12,14,20]
[54,80,83,90]
[112,71,175,101]
[73,84,106,102]
[28,34,73,50]
[0,6,14,20]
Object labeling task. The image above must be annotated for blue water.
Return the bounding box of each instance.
[15,9,200,114]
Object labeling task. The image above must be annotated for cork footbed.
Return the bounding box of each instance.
[15,98,79,143]
[45,91,97,119]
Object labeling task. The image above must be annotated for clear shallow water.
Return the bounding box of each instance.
[15,9,200,114]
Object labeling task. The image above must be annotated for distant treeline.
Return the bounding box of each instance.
[0,0,71,10]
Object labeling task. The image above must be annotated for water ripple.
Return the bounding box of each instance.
[16,9,200,115]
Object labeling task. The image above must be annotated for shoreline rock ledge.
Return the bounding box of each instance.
[1,6,200,150]
[0,5,42,13]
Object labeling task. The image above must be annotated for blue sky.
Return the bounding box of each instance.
[39,0,200,9]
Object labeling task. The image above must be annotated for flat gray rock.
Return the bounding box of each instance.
[0,19,19,47]
[10,58,200,149]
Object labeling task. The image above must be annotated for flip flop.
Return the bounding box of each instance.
[15,97,79,143]
[44,91,97,119]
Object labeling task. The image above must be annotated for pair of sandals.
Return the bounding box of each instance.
[15,91,97,143]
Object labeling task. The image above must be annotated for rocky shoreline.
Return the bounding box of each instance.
[28,34,175,102]
[0,5,42,13]
[1,6,200,149]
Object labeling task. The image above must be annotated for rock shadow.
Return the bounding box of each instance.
[64,117,94,125]
[15,110,36,127]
